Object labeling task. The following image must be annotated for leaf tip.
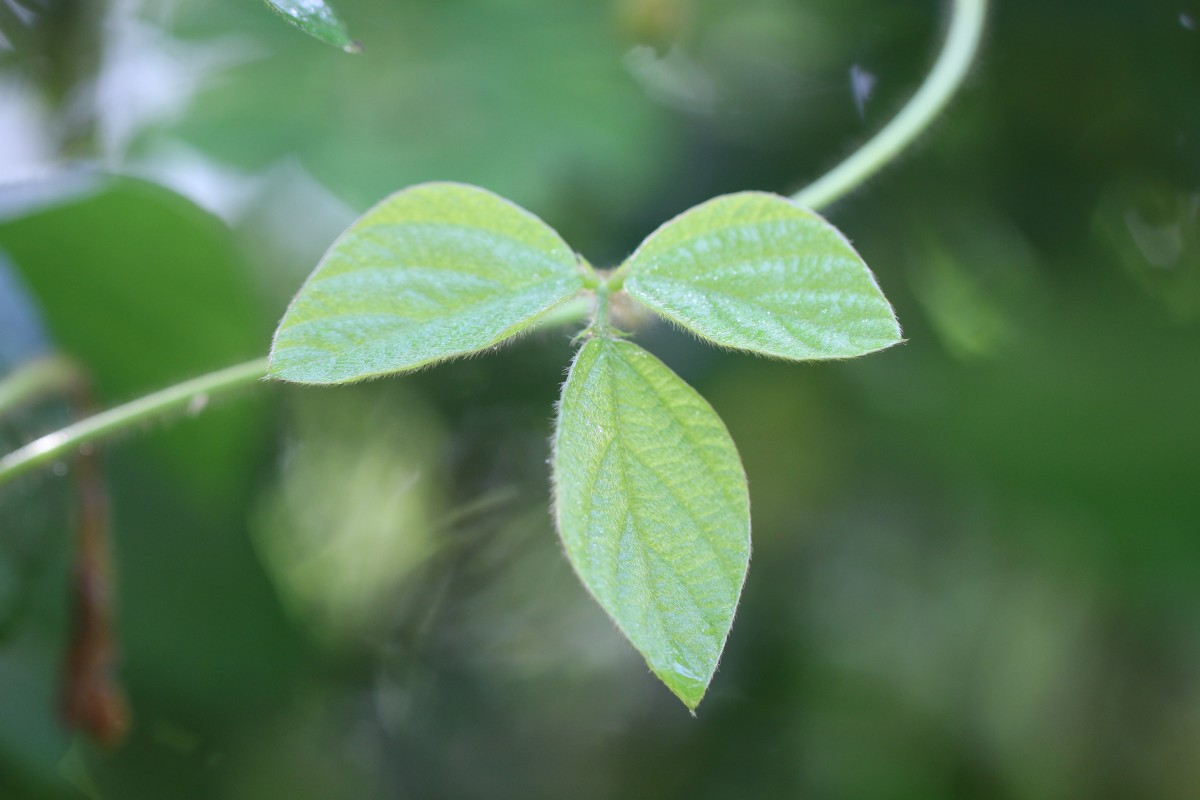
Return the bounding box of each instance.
[263,350,290,382]
[657,661,713,712]
[880,319,906,351]
[674,684,707,713]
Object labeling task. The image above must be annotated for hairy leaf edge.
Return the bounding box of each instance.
[621,191,905,361]
[550,335,752,711]
[267,181,585,385]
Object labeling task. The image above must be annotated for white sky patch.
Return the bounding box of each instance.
[92,0,261,161]
[2,0,37,27]
[0,77,57,181]
[132,140,265,220]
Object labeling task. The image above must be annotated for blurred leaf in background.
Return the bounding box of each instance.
[0,175,310,797]
[0,174,269,503]
[141,0,673,235]
[253,386,445,647]
[1094,175,1200,324]
[2,0,1200,798]
[904,199,1045,361]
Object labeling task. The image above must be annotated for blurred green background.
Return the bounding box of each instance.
[2,0,1199,797]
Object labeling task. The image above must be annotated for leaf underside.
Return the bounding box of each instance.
[263,0,359,52]
[269,182,584,384]
[622,191,902,360]
[553,337,750,709]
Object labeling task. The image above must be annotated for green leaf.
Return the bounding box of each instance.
[262,0,360,53]
[621,192,902,360]
[0,175,270,505]
[161,0,672,213]
[552,337,750,709]
[269,183,585,384]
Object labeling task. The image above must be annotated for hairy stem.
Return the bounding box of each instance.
[604,264,629,293]
[590,285,613,338]
[792,0,987,209]
[534,295,592,330]
[0,357,268,488]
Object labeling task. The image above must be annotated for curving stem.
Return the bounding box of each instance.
[0,358,269,487]
[793,0,987,209]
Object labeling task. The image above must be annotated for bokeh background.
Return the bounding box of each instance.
[2,0,1200,797]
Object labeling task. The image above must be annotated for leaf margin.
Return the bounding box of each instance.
[267,181,586,385]
[551,334,752,710]
[619,190,904,361]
